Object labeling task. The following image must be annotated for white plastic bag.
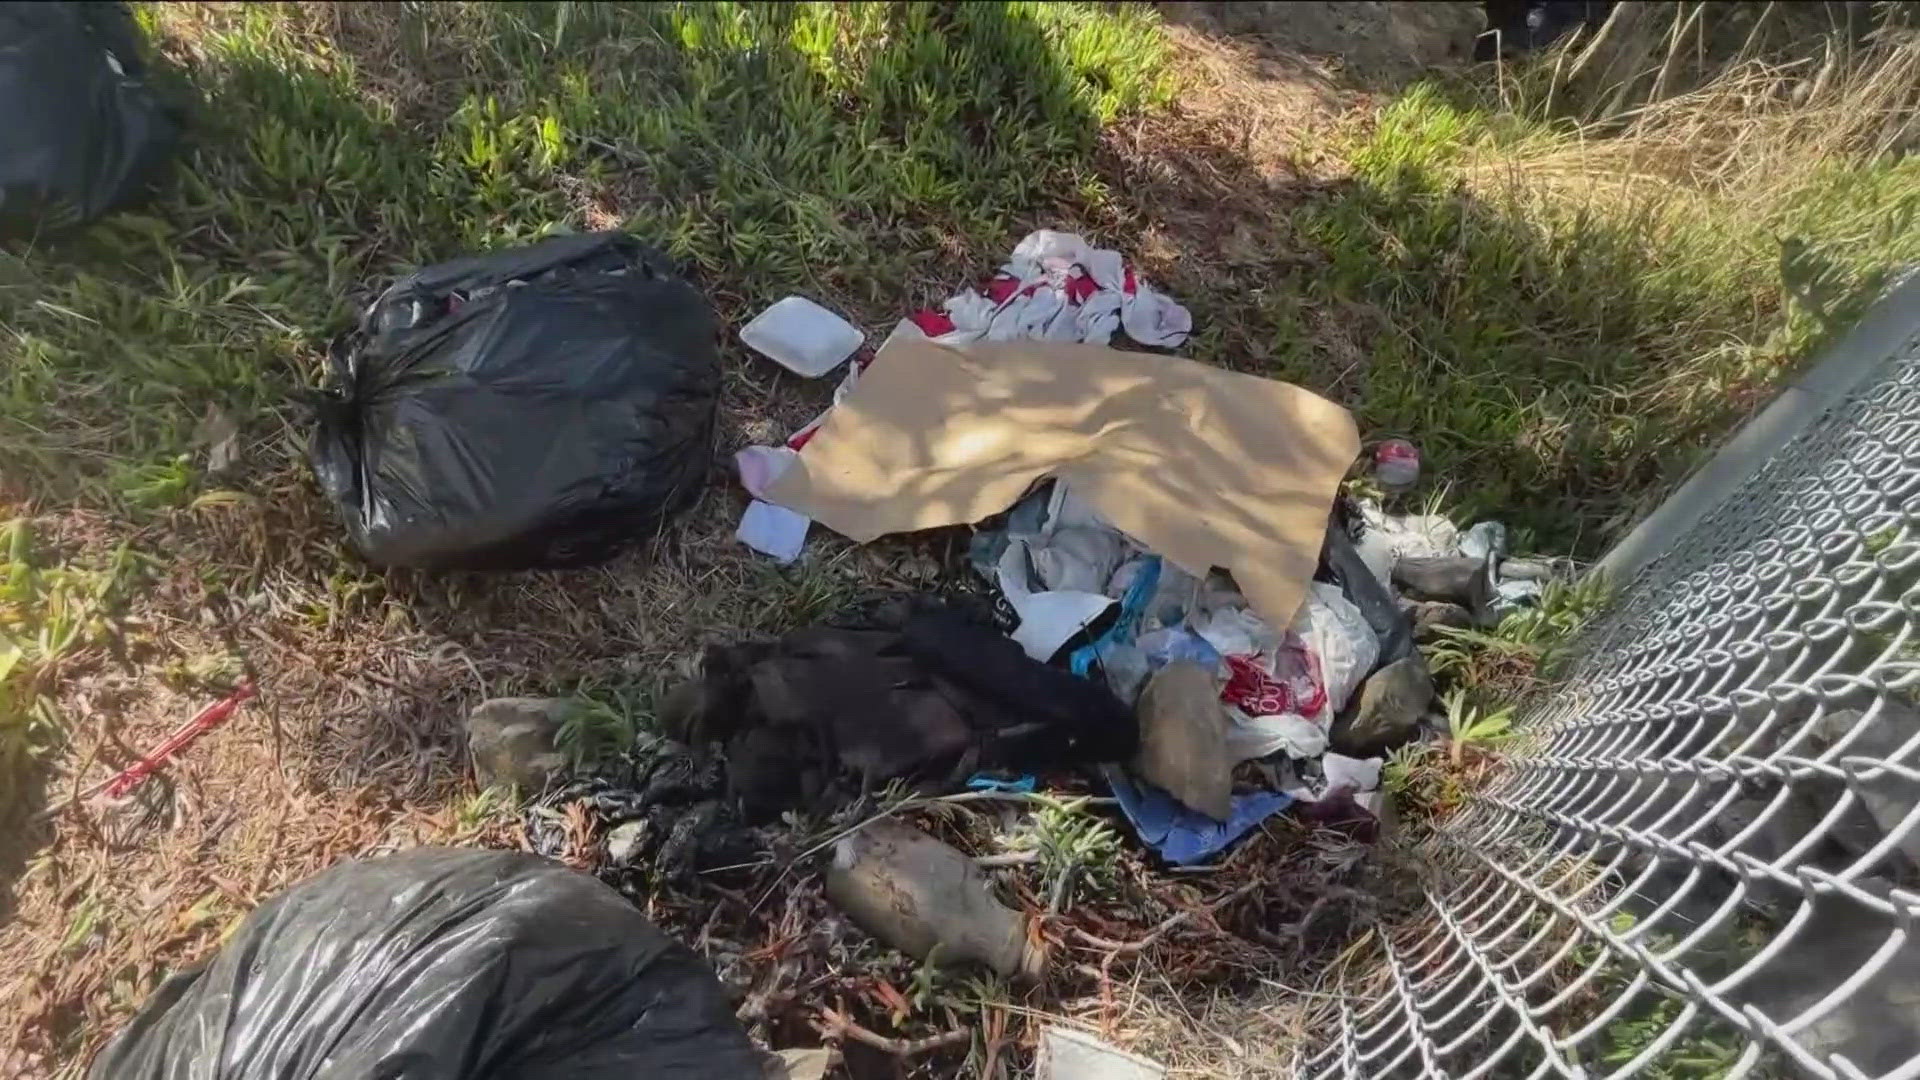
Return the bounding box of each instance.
[1194,606,1279,659]
[1225,711,1327,761]
[1293,582,1379,715]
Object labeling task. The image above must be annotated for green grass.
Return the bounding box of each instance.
[2,1,1172,497]
[0,0,1172,801]
[0,519,148,788]
[1228,80,1920,549]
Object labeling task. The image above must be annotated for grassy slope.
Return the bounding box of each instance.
[1,1,1916,1071]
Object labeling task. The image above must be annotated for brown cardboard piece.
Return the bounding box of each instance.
[765,339,1360,627]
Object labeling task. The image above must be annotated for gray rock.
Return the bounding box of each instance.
[1732,883,1920,1074]
[1402,599,1474,642]
[1330,655,1434,757]
[466,696,573,792]
[605,820,648,867]
[1813,706,1920,873]
[1133,662,1233,821]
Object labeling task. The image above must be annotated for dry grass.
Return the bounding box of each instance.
[530,783,1422,1079]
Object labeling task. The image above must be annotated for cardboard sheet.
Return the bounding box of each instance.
[765,340,1360,627]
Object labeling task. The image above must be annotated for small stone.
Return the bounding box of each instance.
[1403,599,1473,642]
[466,697,573,792]
[764,1048,835,1080]
[605,820,648,867]
[1330,655,1435,757]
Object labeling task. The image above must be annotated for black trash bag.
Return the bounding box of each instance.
[0,1,177,236]
[90,847,766,1079]
[308,233,720,569]
[1319,515,1414,669]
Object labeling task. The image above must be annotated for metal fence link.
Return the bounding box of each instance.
[1309,325,1920,1079]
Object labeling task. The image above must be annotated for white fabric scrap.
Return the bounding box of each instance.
[736,500,810,563]
[1030,525,1127,594]
[1275,752,1385,802]
[1011,592,1115,663]
[1193,606,1278,659]
[735,444,800,501]
[916,229,1190,350]
[1354,500,1461,587]
[1324,752,1383,793]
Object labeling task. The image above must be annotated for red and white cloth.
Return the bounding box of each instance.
[902,229,1191,349]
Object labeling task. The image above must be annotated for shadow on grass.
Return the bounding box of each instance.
[0,766,50,923]
[1158,0,1484,95]
[1080,78,1801,557]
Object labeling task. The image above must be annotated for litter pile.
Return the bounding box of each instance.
[90,225,1569,1076]
[733,230,1193,564]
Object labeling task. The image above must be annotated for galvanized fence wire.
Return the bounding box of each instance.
[1309,327,1920,1080]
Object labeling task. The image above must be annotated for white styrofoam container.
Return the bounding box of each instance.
[739,296,864,377]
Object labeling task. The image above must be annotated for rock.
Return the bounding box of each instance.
[1133,661,1233,821]
[1402,599,1473,642]
[466,697,573,792]
[605,820,648,867]
[1330,655,1434,757]
[1392,555,1497,625]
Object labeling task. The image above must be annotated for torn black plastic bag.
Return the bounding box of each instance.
[308,233,719,569]
[0,2,177,236]
[90,848,765,1080]
[1320,518,1413,668]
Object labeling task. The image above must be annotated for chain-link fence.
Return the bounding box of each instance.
[1308,292,1920,1079]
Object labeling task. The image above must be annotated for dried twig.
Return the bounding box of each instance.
[979,1006,1009,1080]
[1072,880,1261,955]
[814,1007,971,1057]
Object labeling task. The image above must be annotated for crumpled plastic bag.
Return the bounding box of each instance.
[1105,765,1292,866]
[1293,581,1379,715]
[91,848,764,1079]
[1352,502,1460,589]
